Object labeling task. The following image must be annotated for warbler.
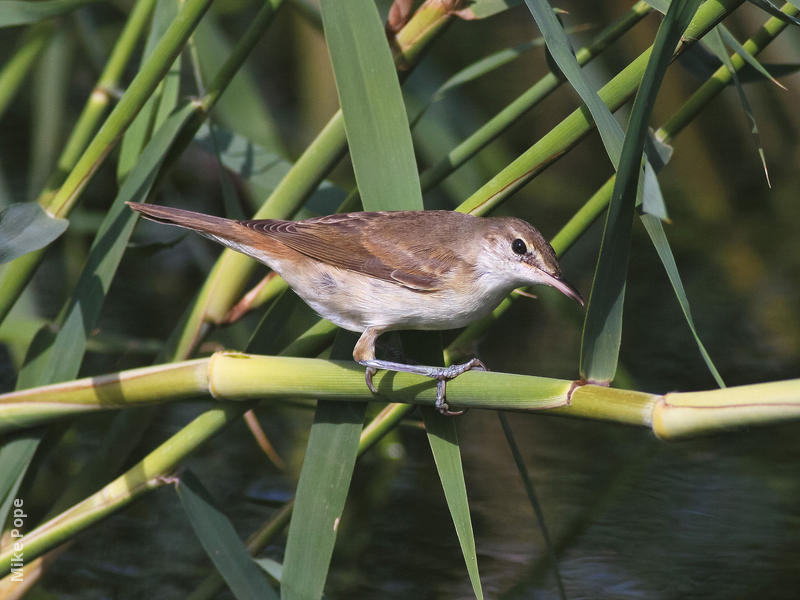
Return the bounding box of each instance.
[128,203,582,414]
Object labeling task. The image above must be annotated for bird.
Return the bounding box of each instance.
[127,203,583,414]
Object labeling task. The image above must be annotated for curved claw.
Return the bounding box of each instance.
[434,378,466,417]
[364,366,378,394]
[467,358,488,373]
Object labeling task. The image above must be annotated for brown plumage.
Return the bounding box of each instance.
[127,202,581,414]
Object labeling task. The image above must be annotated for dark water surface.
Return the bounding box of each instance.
[39,395,800,599]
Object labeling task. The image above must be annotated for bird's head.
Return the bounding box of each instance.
[474,217,584,306]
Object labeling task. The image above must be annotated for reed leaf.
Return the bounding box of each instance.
[639,214,725,387]
[177,470,278,600]
[320,0,422,211]
[281,396,365,600]
[422,408,484,599]
[0,104,195,530]
[706,26,771,185]
[0,0,211,324]
[580,0,702,383]
[0,202,67,264]
[420,1,653,191]
[748,0,800,24]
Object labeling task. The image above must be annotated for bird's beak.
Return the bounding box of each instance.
[538,269,584,307]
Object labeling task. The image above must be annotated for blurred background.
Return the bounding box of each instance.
[1,0,799,597]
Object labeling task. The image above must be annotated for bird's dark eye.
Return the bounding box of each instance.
[512,238,527,255]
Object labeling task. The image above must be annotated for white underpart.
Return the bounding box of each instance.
[204,229,555,334]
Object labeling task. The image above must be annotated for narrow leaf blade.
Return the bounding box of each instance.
[0,202,67,264]
[524,0,624,166]
[18,103,196,387]
[281,333,366,600]
[707,27,771,186]
[640,214,725,387]
[580,0,702,382]
[719,24,786,88]
[320,0,422,211]
[748,0,800,27]
[524,0,667,218]
[461,0,523,20]
[422,408,484,600]
[0,105,196,529]
[177,470,278,600]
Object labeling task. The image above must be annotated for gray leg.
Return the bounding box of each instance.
[356,357,487,416]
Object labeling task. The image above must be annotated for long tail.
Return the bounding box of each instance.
[127,202,243,234]
[126,202,279,262]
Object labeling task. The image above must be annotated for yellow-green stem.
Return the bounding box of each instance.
[5,353,800,439]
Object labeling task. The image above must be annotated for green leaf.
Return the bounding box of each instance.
[0,202,67,264]
[461,0,523,19]
[524,0,667,218]
[433,38,544,102]
[718,24,786,88]
[525,0,624,166]
[748,0,800,27]
[0,0,98,28]
[580,0,702,383]
[422,408,484,600]
[0,433,40,531]
[639,159,668,220]
[640,214,725,387]
[177,470,278,600]
[254,557,283,583]
[706,27,771,186]
[0,105,196,529]
[320,0,422,211]
[18,103,195,387]
[281,333,366,600]
[739,61,800,82]
[644,0,670,13]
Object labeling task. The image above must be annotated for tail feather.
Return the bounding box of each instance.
[126,202,237,235]
[126,201,279,263]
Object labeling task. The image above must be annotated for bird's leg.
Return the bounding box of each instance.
[354,328,487,416]
[353,327,383,394]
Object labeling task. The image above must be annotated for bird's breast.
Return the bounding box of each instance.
[262,253,512,333]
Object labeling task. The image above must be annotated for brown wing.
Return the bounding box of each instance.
[239,211,476,291]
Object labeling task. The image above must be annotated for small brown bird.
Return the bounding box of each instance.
[128,203,582,414]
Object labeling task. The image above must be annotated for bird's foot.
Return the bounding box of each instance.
[432,358,487,416]
[358,357,488,417]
